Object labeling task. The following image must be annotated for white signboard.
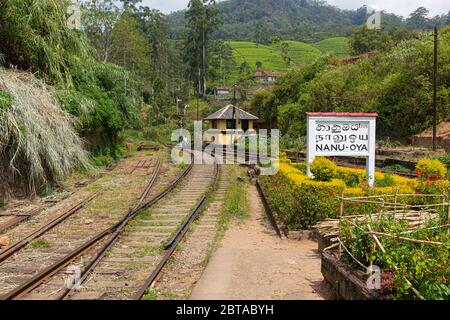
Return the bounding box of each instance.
[307,113,378,187]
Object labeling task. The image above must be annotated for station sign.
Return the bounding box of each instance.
[306,113,378,187]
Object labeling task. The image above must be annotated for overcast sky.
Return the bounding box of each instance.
[140,0,450,17]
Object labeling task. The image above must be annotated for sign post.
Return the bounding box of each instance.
[306,113,378,187]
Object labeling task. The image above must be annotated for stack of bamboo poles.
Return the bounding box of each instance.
[314,193,449,248]
[314,210,442,246]
[314,193,449,300]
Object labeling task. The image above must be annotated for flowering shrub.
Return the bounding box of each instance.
[416,159,447,179]
[416,176,449,196]
[415,159,449,196]
[310,157,337,182]
[261,172,343,229]
[261,161,444,230]
[334,165,416,187]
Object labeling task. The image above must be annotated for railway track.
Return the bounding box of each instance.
[0,197,78,235]
[149,166,231,299]
[0,153,165,299]
[1,150,220,300]
[0,163,119,234]
[0,194,98,263]
[61,161,218,300]
[133,161,219,300]
[0,207,45,235]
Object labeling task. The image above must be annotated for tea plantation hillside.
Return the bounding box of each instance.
[226,37,350,84]
[311,37,350,57]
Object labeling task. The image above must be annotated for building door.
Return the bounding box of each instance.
[242,120,249,132]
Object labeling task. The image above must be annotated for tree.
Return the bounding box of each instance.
[81,0,120,62]
[136,8,170,91]
[280,42,291,67]
[349,25,394,55]
[255,20,268,45]
[109,12,150,85]
[353,6,368,26]
[208,40,234,85]
[184,0,222,98]
[249,89,275,129]
[407,7,431,30]
[236,62,254,101]
[119,0,139,11]
[255,61,263,70]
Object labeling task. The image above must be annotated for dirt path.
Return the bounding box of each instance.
[190,183,332,300]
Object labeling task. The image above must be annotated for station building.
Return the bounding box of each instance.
[204,104,259,145]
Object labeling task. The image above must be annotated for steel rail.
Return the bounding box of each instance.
[133,161,219,300]
[0,208,42,234]
[133,160,162,211]
[1,158,194,300]
[255,179,283,239]
[202,147,272,165]
[57,159,162,300]
[0,194,98,263]
[0,161,121,250]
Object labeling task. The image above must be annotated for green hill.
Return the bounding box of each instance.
[168,0,406,43]
[225,37,350,85]
[282,41,322,63]
[312,37,350,57]
[228,41,287,72]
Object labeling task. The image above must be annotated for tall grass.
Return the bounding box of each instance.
[0,68,90,197]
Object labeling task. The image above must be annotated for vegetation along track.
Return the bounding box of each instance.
[0,152,165,299]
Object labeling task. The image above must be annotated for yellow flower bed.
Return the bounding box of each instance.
[279,162,416,194]
[279,163,346,188]
[263,155,447,229]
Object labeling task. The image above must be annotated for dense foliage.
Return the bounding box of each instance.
[341,215,450,300]
[0,0,143,195]
[349,25,413,55]
[82,1,189,117]
[249,27,450,138]
[169,0,450,43]
[184,0,222,97]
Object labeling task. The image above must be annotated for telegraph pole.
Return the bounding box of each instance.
[197,95,200,121]
[432,27,438,151]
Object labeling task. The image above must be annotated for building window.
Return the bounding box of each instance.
[226,119,236,129]
[212,120,218,129]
